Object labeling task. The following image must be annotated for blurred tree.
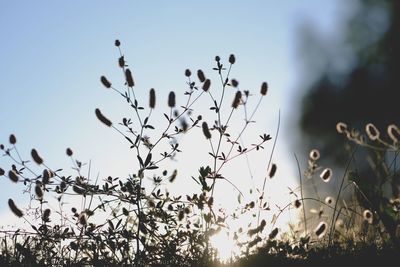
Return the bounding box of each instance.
[298,0,400,241]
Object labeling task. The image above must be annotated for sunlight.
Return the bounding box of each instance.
[210,229,239,263]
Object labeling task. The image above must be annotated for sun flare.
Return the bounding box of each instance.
[210,230,239,263]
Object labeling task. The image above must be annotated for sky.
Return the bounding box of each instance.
[0,1,345,229]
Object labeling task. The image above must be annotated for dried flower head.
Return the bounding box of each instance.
[95,108,112,127]
[168,91,176,108]
[100,76,111,88]
[388,124,400,145]
[232,91,242,109]
[202,122,212,139]
[125,68,135,87]
[66,148,73,157]
[229,54,236,64]
[43,208,51,222]
[366,123,380,141]
[260,82,268,96]
[202,79,211,92]
[363,209,373,224]
[309,149,320,161]
[215,56,220,62]
[314,221,327,238]
[185,69,191,77]
[115,39,121,47]
[8,170,18,183]
[197,69,206,82]
[149,88,156,109]
[31,149,43,165]
[8,199,23,218]
[336,122,347,134]
[269,163,277,178]
[9,134,17,145]
[320,168,332,182]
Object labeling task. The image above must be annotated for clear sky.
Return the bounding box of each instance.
[0,1,345,227]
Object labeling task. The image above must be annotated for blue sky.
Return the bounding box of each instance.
[0,1,344,223]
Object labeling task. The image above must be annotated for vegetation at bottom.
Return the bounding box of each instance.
[0,40,399,266]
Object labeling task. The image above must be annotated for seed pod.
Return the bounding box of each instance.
[8,199,23,218]
[0,144,4,150]
[229,54,236,64]
[232,91,242,109]
[35,185,43,199]
[0,168,4,176]
[260,82,268,96]
[31,149,43,165]
[294,199,301,208]
[320,168,332,182]
[168,91,176,108]
[149,88,156,109]
[8,170,18,183]
[169,169,178,183]
[231,79,239,88]
[197,70,206,82]
[202,79,211,92]
[42,169,53,184]
[115,39,121,47]
[314,222,327,238]
[125,69,135,87]
[118,56,125,68]
[366,123,380,141]
[215,56,220,62]
[95,108,112,127]
[268,163,277,178]
[202,122,211,139]
[100,76,111,88]
[185,69,191,77]
[9,134,17,145]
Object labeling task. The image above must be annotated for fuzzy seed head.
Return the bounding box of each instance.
[294,199,302,208]
[315,221,327,238]
[202,79,211,92]
[125,69,135,87]
[269,227,279,240]
[366,123,380,141]
[115,39,120,47]
[336,122,347,134]
[320,168,332,182]
[78,212,87,225]
[197,69,206,82]
[269,163,277,178]
[231,79,239,88]
[8,199,23,217]
[260,82,268,96]
[309,149,320,161]
[95,108,112,127]
[388,124,400,145]
[215,56,220,62]
[118,56,125,68]
[100,76,111,88]
[168,91,176,108]
[66,148,73,157]
[8,170,18,183]
[232,91,242,109]
[149,88,156,109]
[229,54,236,64]
[31,149,43,165]
[35,185,43,199]
[9,134,17,145]
[185,69,191,77]
[202,122,212,139]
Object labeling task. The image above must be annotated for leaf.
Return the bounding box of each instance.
[137,155,144,167]
[144,153,152,167]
